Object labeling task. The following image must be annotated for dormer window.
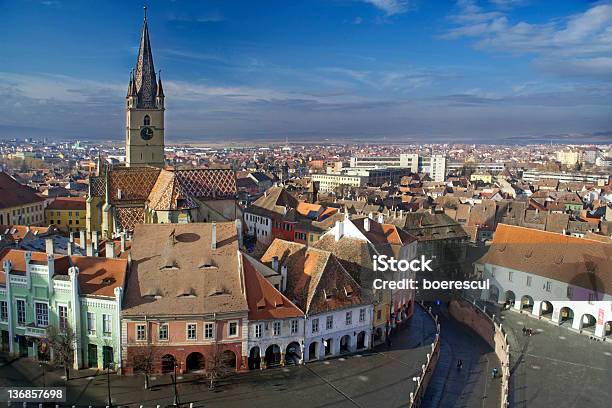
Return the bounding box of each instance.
[143,115,151,126]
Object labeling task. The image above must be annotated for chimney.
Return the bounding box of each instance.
[86,241,94,257]
[368,212,373,220]
[127,252,133,270]
[24,251,32,290]
[69,231,75,243]
[334,220,344,242]
[377,213,384,224]
[272,256,279,272]
[120,231,126,253]
[281,264,288,292]
[45,237,54,255]
[47,253,54,295]
[364,217,371,232]
[235,219,243,248]
[399,209,404,218]
[211,222,217,250]
[79,230,86,249]
[67,241,74,256]
[105,241,115,258]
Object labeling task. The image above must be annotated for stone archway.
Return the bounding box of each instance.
[248,346,261,370]
[264,344,281,368]
[504,290,516,307]
[185,352,205,373]
[520,295,534,312]
[340,335,351,354]
[580,314,597,333]
[540,301,553,319]
[285,342,301,365]
[161,354,176,374]
[221,350,237,371]
[559,307,574,327]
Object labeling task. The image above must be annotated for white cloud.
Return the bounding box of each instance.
[362,0,412,16]
[443,1,612,80]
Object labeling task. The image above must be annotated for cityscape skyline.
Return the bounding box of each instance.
[1,0,612,142]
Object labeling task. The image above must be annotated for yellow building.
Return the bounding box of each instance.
[45,197,86,232]
[470,172,493,184]
[0,172,45,226]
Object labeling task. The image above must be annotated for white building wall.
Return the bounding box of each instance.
[482,263,612,338]
[246,317,304,366]
[303,305,373,361]
[244,212,272,244]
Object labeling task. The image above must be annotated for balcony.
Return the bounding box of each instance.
[25,326,47,338]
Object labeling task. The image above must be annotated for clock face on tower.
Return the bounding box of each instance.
[140,126,154,141]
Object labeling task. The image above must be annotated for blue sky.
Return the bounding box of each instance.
[1,0,611,143]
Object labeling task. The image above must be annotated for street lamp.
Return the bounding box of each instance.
[106,361,114,407]
[172,357,180,407]
[39,361,47,388]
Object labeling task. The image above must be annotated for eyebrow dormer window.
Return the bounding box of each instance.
[144,115,151,126]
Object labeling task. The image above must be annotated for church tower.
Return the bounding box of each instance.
[126,7,165,167]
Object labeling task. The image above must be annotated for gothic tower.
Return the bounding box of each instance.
[126,8,165,167]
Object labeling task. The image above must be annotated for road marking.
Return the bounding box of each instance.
[525,353,612,371]
[358,375,368,382]
[303,364,364,408]
[531,365,541,370]
[558,336,566,340]
[604,352,611,356]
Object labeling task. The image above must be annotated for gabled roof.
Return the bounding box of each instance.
[0,172,44,209]
[242,255,303,320]
[123,223,248,316]
[248,186,298,217]
[71,256,127,297]
[46,197,86,211]
[478,224,612,294]
[261,239,366,315]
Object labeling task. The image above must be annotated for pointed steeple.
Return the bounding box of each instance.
[133,6,157,108]
[126,72,132,97]
[156,71,164,97]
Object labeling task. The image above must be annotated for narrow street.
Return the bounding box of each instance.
[421,303,501,408]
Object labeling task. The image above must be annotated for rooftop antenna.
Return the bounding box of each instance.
[143,5,147,21]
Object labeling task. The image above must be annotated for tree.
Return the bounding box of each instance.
[131,344,159,390]
[203,344,235,389]
[46,324,75,381]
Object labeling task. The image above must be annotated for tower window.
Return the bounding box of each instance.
[144,115,150,126]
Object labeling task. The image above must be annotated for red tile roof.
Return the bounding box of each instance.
[46,197,86,211]
[242,255,303,320]
[0,172,43,209]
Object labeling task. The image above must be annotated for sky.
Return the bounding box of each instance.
[1,0,611,143]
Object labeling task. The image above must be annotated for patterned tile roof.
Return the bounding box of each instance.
[174,169,236,200]
[110,167,161,204]
[147,169,197,211]
[114,207,145,231]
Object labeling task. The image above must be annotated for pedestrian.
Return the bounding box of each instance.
[457,359,463,369]
[522,326,526,336]
[492,367,498,379]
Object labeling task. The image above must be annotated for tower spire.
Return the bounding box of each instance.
[133,6,157,108]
